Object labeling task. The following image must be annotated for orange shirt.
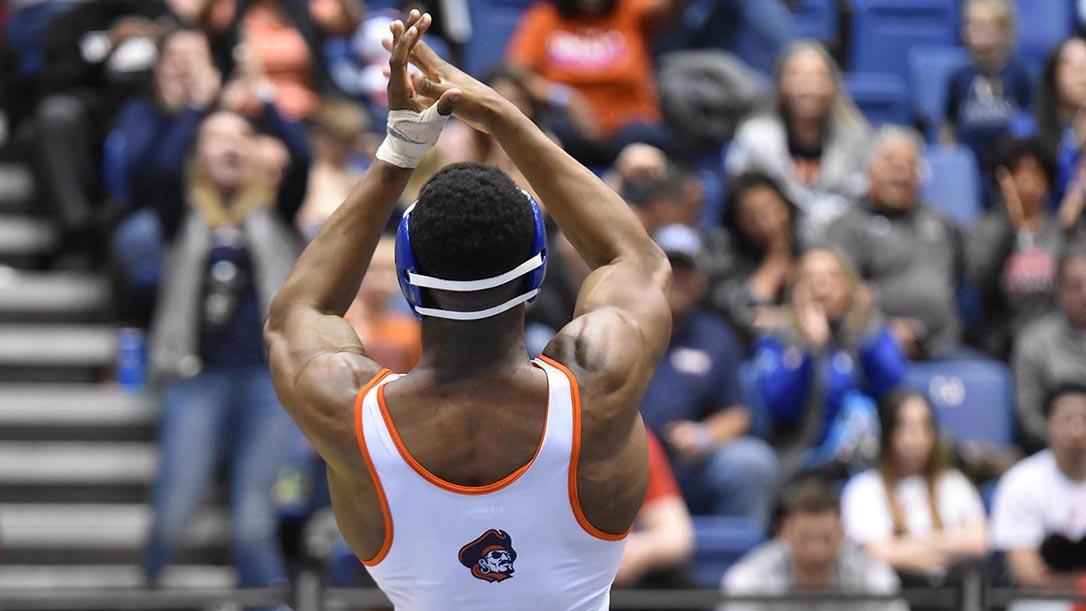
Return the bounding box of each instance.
[346,312,422,374]
[243,3,318,119]
[507,0,662,137]
[643,429,680,507]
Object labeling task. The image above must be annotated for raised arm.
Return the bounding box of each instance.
[264,12,455,474]
[399,38,672,393]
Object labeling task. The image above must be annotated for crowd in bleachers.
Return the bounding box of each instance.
[4,0,1086,608]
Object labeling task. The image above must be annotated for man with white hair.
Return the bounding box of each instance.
[826,126,963,359]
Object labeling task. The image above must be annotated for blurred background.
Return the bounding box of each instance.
[1,0,1086,609]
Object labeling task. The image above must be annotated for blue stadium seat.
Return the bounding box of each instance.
[692,516,766,588]
[792,0,838,43]
[464,0,535,76]
[904,358,1016,447]
[844,73,909,126]
[848,0,958,81]
[922,144,982,228]
[1012,0,1073,75]
[908,45,971,139]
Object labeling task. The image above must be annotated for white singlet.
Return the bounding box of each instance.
[353,355,628,611]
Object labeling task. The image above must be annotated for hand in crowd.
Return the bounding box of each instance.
[844,284,877,338]
[522,72,601,141]
[110,16,166,50]
[890,317,922,359]
[1059,166,1086,233]
[666,420,712,462]
[792,278,831,349]
[996,165,1030,231]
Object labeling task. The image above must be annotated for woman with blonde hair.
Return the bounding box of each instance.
[726,41,872,244]
[753,248,906,478]
[841,389,987,583]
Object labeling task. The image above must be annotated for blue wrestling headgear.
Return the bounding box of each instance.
[394,190,547,321]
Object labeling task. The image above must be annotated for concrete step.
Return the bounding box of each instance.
[0,324,116,366]
[0,267,109,321]
[0,215,57,258]
[0,442,156,485]
[0,384,153,427]
[0,564,235,590]
[0,504,226,550]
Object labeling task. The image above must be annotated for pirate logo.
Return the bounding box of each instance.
[458,529,517,582]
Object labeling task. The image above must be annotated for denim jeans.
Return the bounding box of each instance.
[672,436,779,529]
[145,365,294,588]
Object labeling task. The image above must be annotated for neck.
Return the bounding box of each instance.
[417,311,529,382]
[1055,451,1086,482]
[793,562,834,590]
[790,116,825,147]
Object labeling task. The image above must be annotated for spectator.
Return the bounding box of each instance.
[943,0,1032,164]
[343,236,421,374]
[967,138,1086,359]
[144,110,301,591]
[721,480,908,611]
[506,0,674,165]
[106,25,222,325]
[3,0,75,125]
[33,0,174,264]
[639,224,779,527]
[707,171,799,339]
[754,248,906,480]
[294,98,369,238]
[1013,245,1086,452]
[726,41,871,244]
[197,0,363,119]
[438,64,572,197]
[1016,36,1086,202]
[991,385,1086,611]
[827,126,963,360]
[614,430,696,589]
[841,389,987,580]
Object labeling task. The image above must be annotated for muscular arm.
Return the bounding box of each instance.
[265,14,439,474]
[264,161,408,472]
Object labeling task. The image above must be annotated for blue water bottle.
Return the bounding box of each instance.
[116,327,147,392]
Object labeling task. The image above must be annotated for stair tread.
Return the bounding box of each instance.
[0,269,109,314]
[0,216,57,256]
[0,565,235,589]
[0,503,226,548]
[0,442,156,484]
[0,384,152,425]
[0,324,117,366]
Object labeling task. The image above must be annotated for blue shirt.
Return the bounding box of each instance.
[945,59,1032,162]
[637,308,745,437]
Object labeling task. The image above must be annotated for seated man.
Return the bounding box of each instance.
[826,126,962,360]
[1014,246,1086,452]
[991,385,1086,611]
[722,480,907,611]
[638,224,778,528]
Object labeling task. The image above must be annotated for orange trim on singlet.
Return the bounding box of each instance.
[353,369,394,567]
[375,363,550,496]
[537,354,630,542]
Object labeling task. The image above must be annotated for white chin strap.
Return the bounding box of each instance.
[407,254,545,320]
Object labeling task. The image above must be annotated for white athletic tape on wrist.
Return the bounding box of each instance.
[376,104,449,168]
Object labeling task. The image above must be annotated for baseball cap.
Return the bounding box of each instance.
[653,224,708,271]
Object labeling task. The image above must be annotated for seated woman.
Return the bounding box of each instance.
[754,248,906,480]
[841,389,988,582]
[506,0,674,165]
[706,171,799,339]
[726,41,871,243]
[1013,36,1086,202]
[967,137,1086,359]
